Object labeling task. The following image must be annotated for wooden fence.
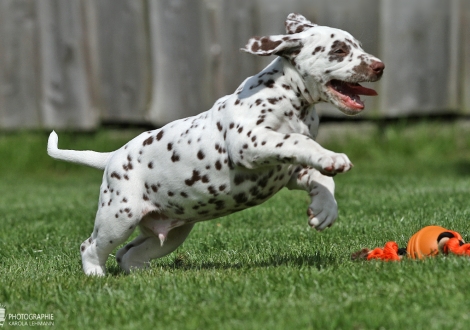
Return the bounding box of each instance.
[0,0,469,130]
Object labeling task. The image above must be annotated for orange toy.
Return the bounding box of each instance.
[407,225,447,259]
[351,225,470,261]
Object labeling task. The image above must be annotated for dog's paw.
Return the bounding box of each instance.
[118,254,150,274]
[80,237,106,276]
[116,245,150,274]
[307,186,338,231]
[313,153,353,176]
[82,263,106,276]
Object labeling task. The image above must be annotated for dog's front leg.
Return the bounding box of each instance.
[287,167,338,231]
[234,130,352,176]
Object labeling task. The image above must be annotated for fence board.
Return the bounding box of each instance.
[255,0,302,36]
[198,0,220,112]
[380,0,457,117]
[0,0,41,129]
[217,0,259,97]
[38,0,97,129]
[93,0,150,123]
[447,0,461,111]
[462,0,470,113]
[147,0,207,125]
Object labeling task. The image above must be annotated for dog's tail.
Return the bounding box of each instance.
[47,131,113,170]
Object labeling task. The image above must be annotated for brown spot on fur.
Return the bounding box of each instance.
[208,186,218,196]
[171,152,180,162]
[143,136,153,146]
[111,172,121,180]
[233,192,248,204]
[268,97,280,104]
[185,170,202,186]
[252,37,282,53]
[234,174,245,185]
[264,79,275,88]
[351,60,372,79]
[312,46,322,55]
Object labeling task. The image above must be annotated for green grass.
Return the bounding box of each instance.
[1,122,470,329]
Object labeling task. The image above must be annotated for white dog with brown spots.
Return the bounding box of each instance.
[48,13,384,276]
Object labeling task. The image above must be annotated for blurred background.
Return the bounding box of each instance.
[0,0,468,130]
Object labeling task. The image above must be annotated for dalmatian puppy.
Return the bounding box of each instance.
[47,13,384,275]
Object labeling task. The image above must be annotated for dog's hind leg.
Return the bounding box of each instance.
[80,203,143,276]
[117,219,195,273]
[115,233,148,267]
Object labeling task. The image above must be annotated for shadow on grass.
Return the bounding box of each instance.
[106,251,338,276]
[179,253,337,271]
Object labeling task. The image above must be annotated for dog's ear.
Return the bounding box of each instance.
[241,35,303,58]
[285,13,316,34]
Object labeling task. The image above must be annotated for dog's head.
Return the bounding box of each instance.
[241,13,384,115]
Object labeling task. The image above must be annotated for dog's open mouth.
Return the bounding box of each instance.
[327,80,378,112]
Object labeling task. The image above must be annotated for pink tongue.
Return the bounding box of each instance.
[340,94,364,110]
[347,84,377,96]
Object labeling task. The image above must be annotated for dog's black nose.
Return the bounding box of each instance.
[371,61,385,75]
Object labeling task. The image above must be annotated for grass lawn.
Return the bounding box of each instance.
[1,121,470,329]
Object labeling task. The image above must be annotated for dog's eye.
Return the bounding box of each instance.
[333,48,347,55]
